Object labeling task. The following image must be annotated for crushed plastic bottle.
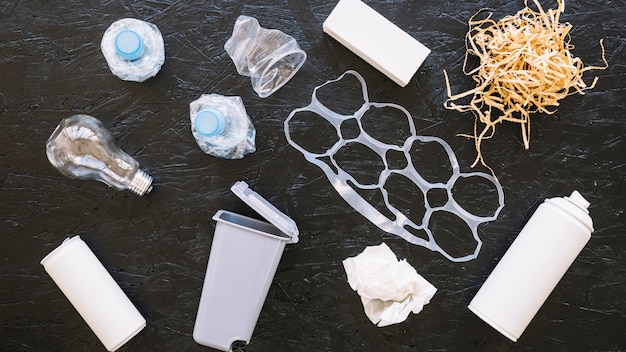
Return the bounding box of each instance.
[101,18,165,82]
[190,94,256,159]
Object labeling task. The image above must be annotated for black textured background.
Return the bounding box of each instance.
[1,1,625,351]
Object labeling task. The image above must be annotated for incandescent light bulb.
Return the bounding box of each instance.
[46,114,153,196]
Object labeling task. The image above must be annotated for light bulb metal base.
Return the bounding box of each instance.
[128,169,153,196]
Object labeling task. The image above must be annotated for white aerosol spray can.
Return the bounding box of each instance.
[468,191,594,342]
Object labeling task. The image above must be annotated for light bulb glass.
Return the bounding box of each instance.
[46,114,153,196]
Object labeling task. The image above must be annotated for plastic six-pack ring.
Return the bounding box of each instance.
[284,70,505,262]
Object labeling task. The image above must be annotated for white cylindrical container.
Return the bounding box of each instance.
[468,190,594,342]
[41,236,146,351]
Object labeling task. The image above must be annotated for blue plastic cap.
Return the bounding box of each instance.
[195,109,225,137]
[115,29,144,61]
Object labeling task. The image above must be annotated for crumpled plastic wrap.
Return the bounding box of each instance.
[342,243,437,327]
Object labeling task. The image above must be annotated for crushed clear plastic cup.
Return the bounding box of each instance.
[225,15,307,98]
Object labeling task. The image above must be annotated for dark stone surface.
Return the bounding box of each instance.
[1,0,624,351]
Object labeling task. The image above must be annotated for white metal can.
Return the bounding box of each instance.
[468,191,594,342]
[41,236,146,351]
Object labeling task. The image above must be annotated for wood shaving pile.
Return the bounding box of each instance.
[443,0,607,170]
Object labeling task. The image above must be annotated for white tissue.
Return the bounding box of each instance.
[342,242,437,327]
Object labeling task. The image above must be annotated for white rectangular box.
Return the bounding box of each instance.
[323,0,431,87]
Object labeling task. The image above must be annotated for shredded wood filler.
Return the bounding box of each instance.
[443,0,608,170]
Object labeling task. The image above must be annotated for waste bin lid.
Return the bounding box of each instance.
[231,181,299,243]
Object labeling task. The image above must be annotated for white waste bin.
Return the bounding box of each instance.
[193,181,299,351]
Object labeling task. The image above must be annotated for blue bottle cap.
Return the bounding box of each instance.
[115,29,144,61]
[195,109,225,137]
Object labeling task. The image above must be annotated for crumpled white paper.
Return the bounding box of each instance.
[342,242,437,327]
